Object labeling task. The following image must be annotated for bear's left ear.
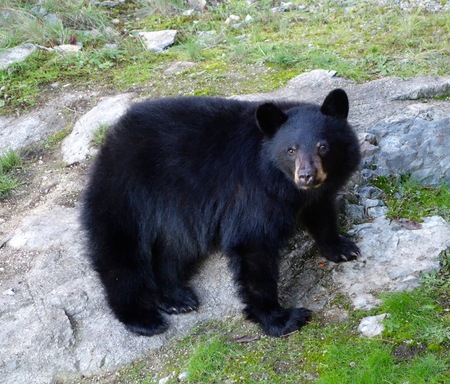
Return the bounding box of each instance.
[256,103,288,136]
[320,89,349,119]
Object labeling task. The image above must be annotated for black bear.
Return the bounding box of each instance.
[81,89,361,337]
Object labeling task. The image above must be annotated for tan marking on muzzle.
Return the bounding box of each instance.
[294,158,301,185]
[315,158,327,186]
[294,155,328,189]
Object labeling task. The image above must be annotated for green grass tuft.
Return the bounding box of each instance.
[0,149,22,197]
[371,175,450,222]
[93,123,110,146]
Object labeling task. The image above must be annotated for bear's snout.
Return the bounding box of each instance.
[294,156,327,189]
[297,166,317,187]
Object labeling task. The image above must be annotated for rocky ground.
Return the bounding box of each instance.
[0,70,449,383]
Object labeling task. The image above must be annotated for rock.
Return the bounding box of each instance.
[43,13,62,26]
[357,186,384,201]
[345,203,366,223]
[62,93,135,165]
[358,314,388,337]
[0,43,37,70]
[333,215,450,310]
[138,30,177,52]
[1,206,242,384]
[363,198,384,208]
[30,5,48,17]
[164,61,197,75]
[0,92,87,156]
[390,77,450,100]
[225,15,240,24]
[197,30,218,46]
[363,105,450,185]
[188,0,206,10]
[53,45,82,54]
[91,0,121,7]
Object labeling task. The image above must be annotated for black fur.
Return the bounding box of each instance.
[81,90,361,337]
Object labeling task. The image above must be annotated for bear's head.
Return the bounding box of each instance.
[257,89,360,190]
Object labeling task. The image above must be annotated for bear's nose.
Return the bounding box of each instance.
[298,169,316,186]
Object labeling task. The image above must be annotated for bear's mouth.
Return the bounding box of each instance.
[294,168,327,190]
[296,180,325,190]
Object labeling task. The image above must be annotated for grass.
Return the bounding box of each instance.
[0,149,21,197]
[93,123,110,146]
[1,0,449,114]
[372,175,450,222]
[90,248,450,384]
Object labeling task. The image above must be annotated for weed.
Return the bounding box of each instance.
[0,149,22,197]
[0,149,21,173]
[0,0,109,48]
[93,123,110,146]
[44,129,71,150]
[371,175,450,222]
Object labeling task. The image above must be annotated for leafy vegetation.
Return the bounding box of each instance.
[93,123,110,146]
[372,175,450,222]
[0,149,21,197]
[1,0,449,113]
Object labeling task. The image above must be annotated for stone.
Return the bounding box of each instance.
[345,203,366,223]
[358,314,388,337]
[0,92,86,156]
[333,215,450,310]
[53,45,82,54]
[43,13,62,26]
[91,0,120,7]
[188,0,206,10]
[197,30,218,46]
[61,93,135,165]
[0,43,37,70]
[138,30,177,52]
[363,106,450,185]
[225,15,240,24]
[164,61,197,75]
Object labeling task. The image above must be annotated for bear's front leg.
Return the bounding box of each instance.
[228,245,312,337]
[301,193,360,262]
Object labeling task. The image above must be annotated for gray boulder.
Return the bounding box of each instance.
[0,43,37,70]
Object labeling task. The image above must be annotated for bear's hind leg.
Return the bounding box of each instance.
[158,285,199,314]
[153,250,200,315]
[97,265,169,336]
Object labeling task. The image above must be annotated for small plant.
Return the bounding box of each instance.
[44,128,71,150]
[0,149,22,197]
[371,175,450,222]
[93,123,110,146]
[0,149,21,173]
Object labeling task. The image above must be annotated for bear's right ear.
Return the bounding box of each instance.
[320,88,349,119]
[256,103,288,136]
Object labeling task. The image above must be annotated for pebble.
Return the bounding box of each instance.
[3,288,15,296]
[178,371,189,381]
[358,314,388,337]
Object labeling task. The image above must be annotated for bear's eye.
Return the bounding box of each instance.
[317,142,329,156]
[287,147,296,156]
